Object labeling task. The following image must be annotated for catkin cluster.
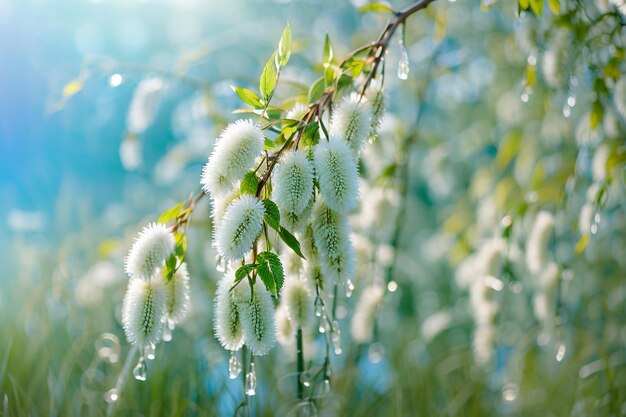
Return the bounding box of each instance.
[122,223,190,349]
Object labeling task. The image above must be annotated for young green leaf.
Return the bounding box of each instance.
[358,2,396,14]
[264,137,277,150]
[547,0,559,14]
[279,227,305,258]
[263,199,281,231]
[241,172,260,195]
[323,34,334,67]
[260,52,278,101]
[175,232,187,258]
[158,202,184,224]
[235,263,257,283]
[278,23,292,69]
[232,86,263,108]
[256,251,284,296]
[308,77,326,103]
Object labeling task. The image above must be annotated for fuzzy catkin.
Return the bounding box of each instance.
[526,211,555,275]
[312,202,355,283]
[201,120,264,197]
[122,276,167,347]
[214,274,247,351]
[165,262,190,323]
[238,281,277,356]
[273,149,315,222]
[314,137,359,213]
[125,222,175,281]
[365,78,385,135]
[282,278,313,328]
[215,195,265,261]
[350,285,384,343]
[330,93,373,157]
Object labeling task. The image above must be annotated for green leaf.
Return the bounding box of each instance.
[240,171,259,195]
[529,0,543,15]
[264,137,277,150]
[256,251,284,296]
[260,52,278,101]
[263,199,281,231]
[347,59,365,78]
[518,0,530,8]
[590,101,604,130]
[235,263,257,283]
[323,34,334,67]
[278,23,292,69]
[547,0,559,14]
[232,86,262,108]
[359,2,396,14]
[301,122,320,148]
[164,253,177,281]
[575,234,589,254]
[175,233,187,258]
[308,77,325,103]
[158,202,184,224]
[279,227,305,258]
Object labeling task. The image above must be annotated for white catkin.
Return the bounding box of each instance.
[165,262,191,323]
[330,92,373,157]
[201,120,264,197]
[472,324,495,365]
[210,189,240,226]
[614,77,626,120]
[238,281,277,356]
[592,144,610,182]
[609,0,626,15]
[312,202,356,283]
[469,277,499,326]
[127,77,164,135]
[122,276,167,348]
[314,137,359,213]
[273,149,315,220]
[214,274,247,351]
[351,285,384,343]
[275,304,294,347]
[282,278,313,328]
[526,211,555,275]
[282,197,314,233]
[286,103,309,121]
[533,262,560,325]
[125,222,175,281]
[215,195,265,261]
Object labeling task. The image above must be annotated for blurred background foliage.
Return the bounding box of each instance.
[0,0,625,415]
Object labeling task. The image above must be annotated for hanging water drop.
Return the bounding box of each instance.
[145,342,156,361]
[321,378,331,395]
[330,321,341,343]
[133,357,147,381]
[332,336,342,355]
[397,43,409,80]
[229,351,242,379]
[314,297,324,317]
[300,370,312,387]
[245,362,257,396]
[163,325,172,342]
[556,342,566,362]
[368,342,385,364]
[345,279,355,298]
[103,388,119,403]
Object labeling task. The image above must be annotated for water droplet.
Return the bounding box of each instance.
[332,337,342,355]
[245,363,257,396]
[300,370,312,387]
[133,357,147,381]
[502,383,518,402]
[318,323,326,334]
[397,44,410,81]
[567,95,576,107]
[314,297,324,317]
[109,73,123,87]
[368,342,384,364]
[556,342,566,362]
[167,318,176,331]
[330,321,341,343]
[527,54,537,66]
[345,279,355,298]
[321,378,331,395]
[520,91,530,103]
[163,325,172,342]
[95,333,121,364]
[103,388,119,403]
[387,281,398,293]
[144,343,156,361]
[228,351,242,380]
